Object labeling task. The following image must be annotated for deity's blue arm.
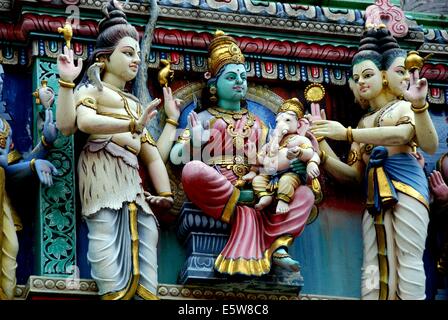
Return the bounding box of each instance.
[22,142,47,161]
[4,160,33,181]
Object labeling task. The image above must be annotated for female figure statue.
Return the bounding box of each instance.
[310,27,438,300]
[170,30,315,276]
[55,0,177,299]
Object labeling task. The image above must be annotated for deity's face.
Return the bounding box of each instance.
[384,56,410,98]
[275,111,299,136]
[216,63,248,106]
[104,36,141,82]
[352,60,383,101]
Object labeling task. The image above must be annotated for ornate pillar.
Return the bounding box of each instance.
[32,56,77,277]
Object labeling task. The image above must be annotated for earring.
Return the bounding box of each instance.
[382,79,389,87]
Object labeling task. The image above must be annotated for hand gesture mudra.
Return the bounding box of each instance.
[134,98,160,134]
[163,87,183,121]
[57,47,83,82]
[403,69,428,108]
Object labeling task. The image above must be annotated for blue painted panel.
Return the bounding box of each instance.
[1,70,33,153]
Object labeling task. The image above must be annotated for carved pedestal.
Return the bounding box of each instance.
[177,202,304,294]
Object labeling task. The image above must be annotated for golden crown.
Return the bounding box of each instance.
[278,98,305,119]
[208,30,245,76]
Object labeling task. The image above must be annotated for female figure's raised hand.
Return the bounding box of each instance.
[403,69,428,108]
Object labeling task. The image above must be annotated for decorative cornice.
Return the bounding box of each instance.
[27,275,99,296]
[157,284,357,300]
[14,277,355,300]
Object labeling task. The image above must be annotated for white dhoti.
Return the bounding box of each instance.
[78,141,159,300]
[361,193,429,300]
[85,204,159,299]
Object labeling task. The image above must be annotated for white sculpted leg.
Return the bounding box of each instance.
[392,193,429,300]
[361,210,379,299]
[137,212,159,295]
[85,207,132,296]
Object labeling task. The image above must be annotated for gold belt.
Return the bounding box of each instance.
[207,155,250,188]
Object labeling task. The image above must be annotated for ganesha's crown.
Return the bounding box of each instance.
[278,98,305,119]
[208,30,245,76]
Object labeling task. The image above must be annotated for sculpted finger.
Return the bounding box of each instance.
[320,109,327,120]
[148,110,158,121]
[435,170,444,185]
[148,98,161,111]
[76,57,83,71]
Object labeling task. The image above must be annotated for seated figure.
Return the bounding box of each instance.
[243,98,320,214]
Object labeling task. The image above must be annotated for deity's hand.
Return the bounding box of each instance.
[163,87,183,121]
[188,111,208,147]
[306,102,327,124]
[242,171,256,182]
[287,146,302,160]
[136,98,160,133]
[144,191,174,209]
[42,109,58,145]
[34,159,58,187]
[306,162,320,179]
[290,158,307,176]
[429,170,448,202]
[403,69,428,108]
[57,47,83,82]
[311,120,347,141]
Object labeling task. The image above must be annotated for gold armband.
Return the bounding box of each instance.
[30,158,37,173]
[346,126,353,144]
[41,135,52,148]
[141,131,157,146]
[411,102,429,114]
[8,150,22,164]
[346,150,359,166]
[320,150,328,165]
[299,143,313,149]
[166,118,179,127]
[177,128,191,143]
[396,116,415,132]
[316,136,325,142]
[158,191,173,197]
[76,97,97,111]
[58,79,75,89]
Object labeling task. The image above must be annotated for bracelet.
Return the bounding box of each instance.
[158,191,173,197]
[41,135,52,148]
[166,118,179,127]
[320,150,328,165]
[129,118,136,134]
[308,160,320,166]
[316,136,325,142]
[58,79,75,89]
[30,158,37,173]
[411,102,429,114]
[346,126,353,144]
